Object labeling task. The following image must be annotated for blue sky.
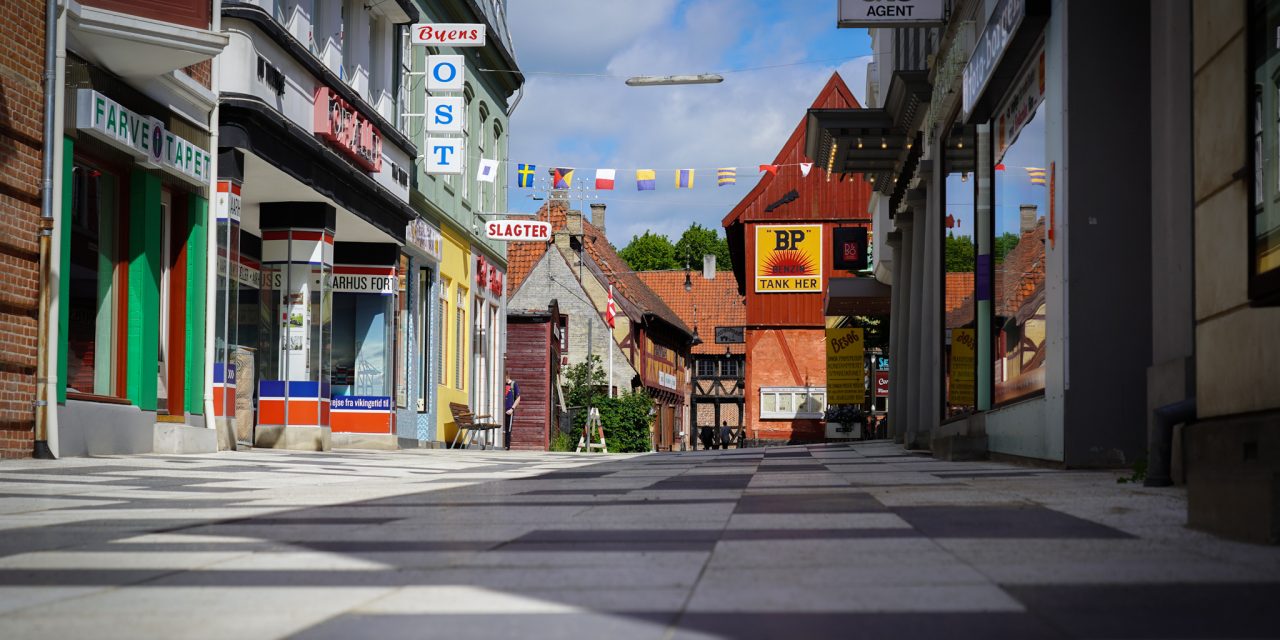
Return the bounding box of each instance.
[502,1,873,247]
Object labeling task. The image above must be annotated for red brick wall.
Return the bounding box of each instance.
[745,328,826,443]
[183,61,211,90]
[0,0,44,458]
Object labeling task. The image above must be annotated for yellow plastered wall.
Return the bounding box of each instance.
[436,224,472,444]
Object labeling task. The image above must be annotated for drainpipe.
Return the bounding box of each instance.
[1145,397,1195,487]
[34,0,63,459]
[204,0,222,436]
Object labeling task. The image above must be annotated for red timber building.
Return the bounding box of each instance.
[722,72,873,444]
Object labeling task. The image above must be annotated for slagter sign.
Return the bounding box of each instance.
[485,220,552,242]
[314,87,383,173]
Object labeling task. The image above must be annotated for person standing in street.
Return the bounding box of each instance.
[503,375,521,450]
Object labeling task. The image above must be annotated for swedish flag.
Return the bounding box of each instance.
[517,163,536,188]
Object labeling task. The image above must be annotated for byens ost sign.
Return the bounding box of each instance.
[76,90,212,186]
[314,87,383,173]
[838,0,946,27]
[485,219,552,242]
[411,23,486,47]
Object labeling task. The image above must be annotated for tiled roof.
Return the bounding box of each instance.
[506,200,567,298]
[636,270,747,355]
[995,220,1047,321]
[581,219,693,338]
[945,272,974,314]
[507,198,692,339]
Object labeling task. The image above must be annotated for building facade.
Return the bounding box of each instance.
[723,73,875,445]
[507,199,696,451]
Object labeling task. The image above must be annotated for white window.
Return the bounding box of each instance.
[759,387,827,420]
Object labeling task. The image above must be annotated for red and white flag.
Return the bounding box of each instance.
[606,285,617,328]
[595,168,616,190]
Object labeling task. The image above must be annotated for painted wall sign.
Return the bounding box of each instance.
[426,55,465,92]
[332,266,396,294]
[826,327,865,404]
[837,0,946,27]
[75,89,212,187]
[485,219,552,242]
[658,371,678,390]
[406,218,443,261]
[412,23,486,47]
[962,0,1026,120]
[424,137,462,174]
[314,87,383,172]
[754,224,823,293]
[426,96,465,133]
[715,326,745,344]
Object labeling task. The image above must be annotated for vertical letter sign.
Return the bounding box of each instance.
[826,327,865,404]
[426,55,465,92]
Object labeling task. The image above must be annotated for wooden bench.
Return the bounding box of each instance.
[448,402,502,450]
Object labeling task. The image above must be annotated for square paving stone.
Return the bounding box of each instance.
[648,475,752,491]
[891,506,1133,539]
[734,492,887,514]
[671,612,1065,640]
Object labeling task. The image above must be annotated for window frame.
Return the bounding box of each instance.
[759,386,827,420]
[1247,1,1280,305]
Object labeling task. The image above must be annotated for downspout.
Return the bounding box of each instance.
[34,0,64,459]
[203,0,222,435]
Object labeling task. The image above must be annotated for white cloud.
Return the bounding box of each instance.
[506,2,874,246]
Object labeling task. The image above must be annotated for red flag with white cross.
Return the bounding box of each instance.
[606,285,617,328]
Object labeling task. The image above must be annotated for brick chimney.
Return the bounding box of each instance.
[555,208,583,256]
[1019,204,1038,234]
[703,254,716,280]
[590,202,606,234]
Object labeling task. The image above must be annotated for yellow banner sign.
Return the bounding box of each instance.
[826,327,864,404]
[949,327,976,406]
[755,224,823,293]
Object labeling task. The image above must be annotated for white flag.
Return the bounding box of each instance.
[799,162,813,177]
[476,158,499,183]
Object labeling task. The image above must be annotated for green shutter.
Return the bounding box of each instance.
[185,195,207,415]
[126,170,161,410]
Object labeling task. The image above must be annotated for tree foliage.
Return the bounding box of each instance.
[945,235,975,272]
[562,355,653,453]
[994,232,1020,264]
[618,232,679,271]
[673,223,732,271]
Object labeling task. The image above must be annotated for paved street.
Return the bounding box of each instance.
[0,442,1277,639]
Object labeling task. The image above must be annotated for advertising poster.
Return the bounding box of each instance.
[755,224,823,293]
[826,327,865,404]
[949,327,977,406]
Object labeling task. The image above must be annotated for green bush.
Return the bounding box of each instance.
[564,355,653,453]
[549,430,577,452]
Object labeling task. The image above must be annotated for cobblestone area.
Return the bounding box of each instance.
[0,442,1277,639]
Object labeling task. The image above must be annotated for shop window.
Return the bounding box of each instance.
[455,287,466,389]
[331,288,392,398]
[1249,0,1280,303]
[66,162,121,397]
[417,268,432,412]
[991,96,1048,404]
[944,125,978,417]
[760,387,826,420]
[438,280,448,387]
[395,254,409,408]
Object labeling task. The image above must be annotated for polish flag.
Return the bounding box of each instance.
[606,285,617,328]
[595,168,616,190]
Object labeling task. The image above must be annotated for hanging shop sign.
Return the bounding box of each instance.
[214,180,242,223]
[994,47,1046,163]
[412,23,486,47]
[754,224,823,293]
[425,137,462,175]
[314,87,383,173]
[874,370,890,397]
[406,218,443,261]
[715,326,745,344]
[962,0,1026,120]
[426,96,465,134]
[837,0,946,27]
[75,89,212,187]
[826,327,865,404]
[832,226,869,271]
[485,219,552,242]
[426,55,465,92]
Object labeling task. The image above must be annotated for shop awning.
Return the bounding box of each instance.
[805,70,932,194]
[825,277,893,316]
